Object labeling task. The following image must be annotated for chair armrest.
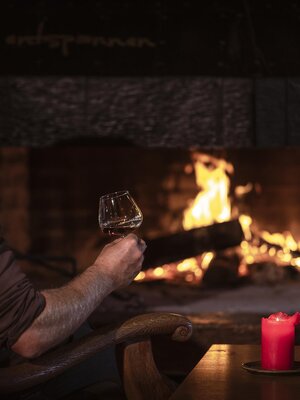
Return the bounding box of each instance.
[0,312,192,394]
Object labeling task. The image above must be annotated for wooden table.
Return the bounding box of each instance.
[170,344,300,400]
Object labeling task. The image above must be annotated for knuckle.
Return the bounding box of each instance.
[126,236,137,246]
[127,233,137,241]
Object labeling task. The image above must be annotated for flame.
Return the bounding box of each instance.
[136,152,229,284]
[201,252,214,270]
[239,215,253,241]
[183,154,232,230]
[261,231,298,252]
[239,214,300,270]
[235,183,253,197]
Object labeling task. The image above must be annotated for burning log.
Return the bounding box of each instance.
[202,250,241,288]
[143,219,244,268]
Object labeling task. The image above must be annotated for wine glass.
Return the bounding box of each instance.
[98,190,143,237]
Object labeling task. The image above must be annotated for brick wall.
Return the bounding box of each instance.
[28,147,197,270]
[0,148,30,252]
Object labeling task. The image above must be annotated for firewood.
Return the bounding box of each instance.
[202,250,241,288]
[143,219,244,268]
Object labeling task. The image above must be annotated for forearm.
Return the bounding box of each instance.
[12,265,114,358]
[12,234,146,358]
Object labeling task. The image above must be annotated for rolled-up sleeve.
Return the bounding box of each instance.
[0,239,45,349]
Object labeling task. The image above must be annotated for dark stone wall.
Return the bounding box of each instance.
[256,79,300,147]
[2,77,300,148]
[0,77,253,147]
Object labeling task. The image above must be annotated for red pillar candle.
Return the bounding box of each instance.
[261,312,300,370]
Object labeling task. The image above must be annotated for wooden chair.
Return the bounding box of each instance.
[0,312,192,400]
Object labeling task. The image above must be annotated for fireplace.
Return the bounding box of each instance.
[2,77,300,363]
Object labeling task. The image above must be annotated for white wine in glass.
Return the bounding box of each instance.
[99,190,143,237]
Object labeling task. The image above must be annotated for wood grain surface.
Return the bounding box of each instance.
[170,344,300,400]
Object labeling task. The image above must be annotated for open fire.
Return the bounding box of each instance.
[135,152,300,285]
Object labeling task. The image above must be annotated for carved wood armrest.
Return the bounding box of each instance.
[0,312,192,395]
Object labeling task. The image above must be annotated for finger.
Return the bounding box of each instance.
[110,237,124,246]
[137,238,147,252]
[125,234,146,249]
[136,255,144,268]
[132,262,143,279]
[126,233,138,241]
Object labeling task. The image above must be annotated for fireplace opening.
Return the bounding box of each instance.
[21,146,300,284]
[3,145,300,290]
[3,145,300,369]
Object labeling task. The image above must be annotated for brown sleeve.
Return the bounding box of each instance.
[0,239,46,349]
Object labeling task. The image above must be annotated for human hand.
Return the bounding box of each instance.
[93,234,147,289]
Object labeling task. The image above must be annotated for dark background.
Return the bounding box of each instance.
[0,1,300,147]
[1,0,300,76]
